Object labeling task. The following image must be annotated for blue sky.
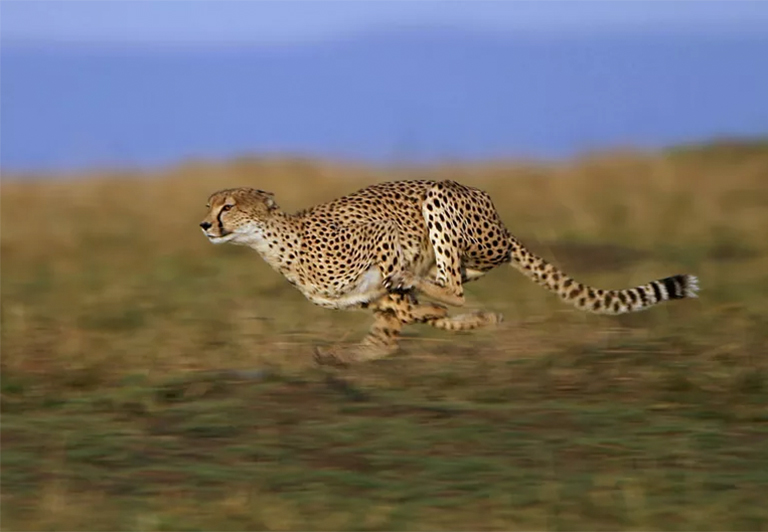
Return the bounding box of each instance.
[4,1,768,46]
[2,1,767,172]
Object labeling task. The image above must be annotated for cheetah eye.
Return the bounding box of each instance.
[221,204,233,212]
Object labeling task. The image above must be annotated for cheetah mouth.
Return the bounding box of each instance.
[203,230,235,244]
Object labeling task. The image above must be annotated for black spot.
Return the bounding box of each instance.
[569,288,581,298]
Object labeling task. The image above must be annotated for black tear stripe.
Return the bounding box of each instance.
[651,282,663,302]
[662,276,683,299]
[216,209,225,232]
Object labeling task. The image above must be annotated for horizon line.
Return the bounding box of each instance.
[3,23,768,52]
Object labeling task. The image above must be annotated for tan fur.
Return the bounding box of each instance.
[201,180,699,365]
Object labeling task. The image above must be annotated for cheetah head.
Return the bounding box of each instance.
[200,187,278,245]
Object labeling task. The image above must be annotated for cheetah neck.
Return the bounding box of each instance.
[241,212,304,279]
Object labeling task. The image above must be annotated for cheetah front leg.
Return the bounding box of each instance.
[314,217,439,366]
[314,306,404,367]
[314,293,448,367]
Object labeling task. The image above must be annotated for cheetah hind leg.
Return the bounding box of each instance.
[427,310,504,331]
[377,292,501,332]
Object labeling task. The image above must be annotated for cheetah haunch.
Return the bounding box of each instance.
[200,180,699,366]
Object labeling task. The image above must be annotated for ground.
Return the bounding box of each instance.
[2,142,768,530]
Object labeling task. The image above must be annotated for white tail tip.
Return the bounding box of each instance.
[685,275,700,298]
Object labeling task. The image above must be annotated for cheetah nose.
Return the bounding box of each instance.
[200,221,212,230]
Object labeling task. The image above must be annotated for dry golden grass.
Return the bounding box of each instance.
[2,141,768,530]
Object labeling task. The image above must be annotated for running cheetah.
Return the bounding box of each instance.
[200,180,699,366]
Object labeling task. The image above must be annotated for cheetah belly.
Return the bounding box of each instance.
[303,266,387,310]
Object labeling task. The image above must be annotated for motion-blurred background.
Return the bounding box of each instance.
[2,2,768,530]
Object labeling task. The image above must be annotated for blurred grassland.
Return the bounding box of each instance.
[2,141,768,530]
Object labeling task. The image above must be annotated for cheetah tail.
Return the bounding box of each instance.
[507,237,699,314]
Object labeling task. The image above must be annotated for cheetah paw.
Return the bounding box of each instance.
[477,311,504,325]
[313,346,351,368]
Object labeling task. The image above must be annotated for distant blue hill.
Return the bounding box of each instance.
[2,29,767,173]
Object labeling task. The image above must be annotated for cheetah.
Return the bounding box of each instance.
[200,180,699,366]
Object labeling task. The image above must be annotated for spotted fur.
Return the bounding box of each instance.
[201,180,699,365]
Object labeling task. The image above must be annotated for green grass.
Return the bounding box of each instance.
[3,346,767,530]
[2,142,768,530]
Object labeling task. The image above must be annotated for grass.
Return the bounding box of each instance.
[2,141,768,530]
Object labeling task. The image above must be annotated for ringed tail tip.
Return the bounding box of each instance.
[684,274,700,298]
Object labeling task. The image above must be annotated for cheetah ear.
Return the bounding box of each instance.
[262,191,277,210]
[248,188,277,208]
